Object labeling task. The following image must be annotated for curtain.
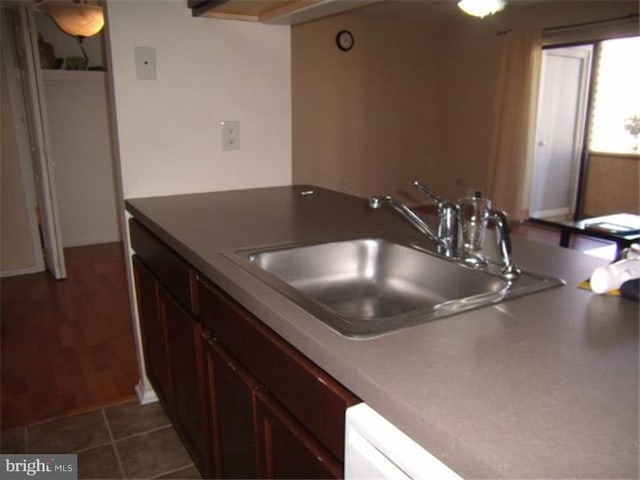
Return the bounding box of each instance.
[486,30,542,221]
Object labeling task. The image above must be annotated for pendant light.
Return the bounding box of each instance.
[458,0,506,18]
[36,0,104,68]
[37,0,104,38]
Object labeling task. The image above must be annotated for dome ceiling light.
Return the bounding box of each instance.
[37,0,104,39]
[458,0,506,18]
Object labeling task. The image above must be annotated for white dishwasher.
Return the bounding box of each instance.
[345,403,463,480]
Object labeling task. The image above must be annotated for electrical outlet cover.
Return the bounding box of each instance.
[221,121,240,151]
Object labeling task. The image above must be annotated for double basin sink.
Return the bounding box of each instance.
[225,238,564,338]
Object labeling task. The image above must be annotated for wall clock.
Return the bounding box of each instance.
[336,30,354,52]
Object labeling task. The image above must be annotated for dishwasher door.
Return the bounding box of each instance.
[344,403,463,480]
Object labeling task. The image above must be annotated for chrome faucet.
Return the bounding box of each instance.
[488,209,521,279]
[411,181,458,256]
[370,183,521,280]
[369,195,447,249]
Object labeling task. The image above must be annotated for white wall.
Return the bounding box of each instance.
[104,0,292,403]
[44,70,121,247]
[106,0,292,199]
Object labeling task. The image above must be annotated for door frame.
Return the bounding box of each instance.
[1,8,45,276]
[530,44,593,219]
[12,3,67,279]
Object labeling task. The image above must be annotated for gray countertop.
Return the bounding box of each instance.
[126,185,639,479]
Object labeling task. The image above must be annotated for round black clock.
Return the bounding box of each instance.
[336,30,354,52]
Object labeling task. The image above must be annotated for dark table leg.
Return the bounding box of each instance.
[615,240,635,259]
[560,228,571,248]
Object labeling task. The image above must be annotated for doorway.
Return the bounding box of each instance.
[2,5,67,279]
[1,3,121,279]
[530,45,592,218]
[530,36,640,221]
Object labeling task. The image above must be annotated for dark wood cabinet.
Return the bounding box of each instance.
[130,218,359,479]
[204,333,342,479]
[161,288,209,475]
[130,220,208,476]
[199,278,359,478]
[204,335,260,478]
[132,256,174,415]
[255,389,342,479]
[199,279,359,464]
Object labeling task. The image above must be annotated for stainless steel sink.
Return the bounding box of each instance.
[224,239,564,338]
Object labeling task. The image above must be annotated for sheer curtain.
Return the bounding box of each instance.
[486,30,542,221]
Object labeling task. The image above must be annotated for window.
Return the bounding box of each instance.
[589,36,640,154]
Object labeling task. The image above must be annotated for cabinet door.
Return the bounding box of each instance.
[204,336,260,479]
[132,256,174,415]
[255,390,342,479]
[199,279,359,462]
[162,288,208,475]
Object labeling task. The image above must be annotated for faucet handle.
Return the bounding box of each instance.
[411,181,446,207]
[489,209,521,279]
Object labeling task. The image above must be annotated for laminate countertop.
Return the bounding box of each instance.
[125,185,638,479]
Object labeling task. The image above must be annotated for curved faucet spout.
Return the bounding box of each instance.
[369,195,446,248]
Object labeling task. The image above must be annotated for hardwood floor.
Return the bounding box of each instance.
[1,242,138,431]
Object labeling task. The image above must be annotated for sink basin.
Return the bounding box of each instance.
[225,239,564,338]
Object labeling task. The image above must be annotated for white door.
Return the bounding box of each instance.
[530,46,592,218]
[14,5,67,279]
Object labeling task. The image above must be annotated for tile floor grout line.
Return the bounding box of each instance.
[112,424,173,443]
[149,462,195,479]
[72,440,114,455]
[101,408,126,479]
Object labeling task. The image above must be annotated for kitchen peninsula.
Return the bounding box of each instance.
[126,185,638,479]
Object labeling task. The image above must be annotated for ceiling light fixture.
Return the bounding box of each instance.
[458,0,506,18]
[36,0,104,68]
[37,0,104,38]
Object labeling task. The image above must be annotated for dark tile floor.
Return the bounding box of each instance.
[0,400,201,479]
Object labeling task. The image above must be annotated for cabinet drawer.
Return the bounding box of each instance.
[198,279,359,462]
[130,219,197,314]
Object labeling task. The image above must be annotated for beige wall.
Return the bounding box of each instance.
[293,11,439,201]
[1,55,41,275]
[44,70,121,247]
[106,0,292,199]
[292,1,639,203]
[584,153,640,216]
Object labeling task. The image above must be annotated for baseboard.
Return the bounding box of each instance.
[135,380,159,405]
[63,237,123,248]
[1,266,44,277]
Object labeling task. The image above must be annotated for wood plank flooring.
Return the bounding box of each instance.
[1,242,138,431]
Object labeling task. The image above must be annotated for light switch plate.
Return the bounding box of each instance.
[135,46,156,80]
[221,121,240,151]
